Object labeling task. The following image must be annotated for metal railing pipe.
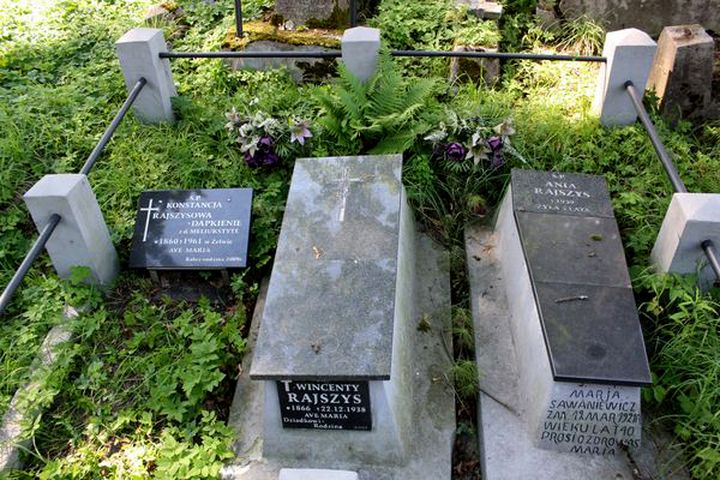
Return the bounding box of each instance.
[80,77,147,175]
[350,0,358,26]
[0,214,62,316]
[624,81,688,194]
[160,51,342,59]
[390,50,607,62]
[159,50,606,62]
[234,0,243,38]
[702,240,720,282]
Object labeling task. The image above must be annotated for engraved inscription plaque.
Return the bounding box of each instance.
[277,380,372,431]
[129,188,253,270]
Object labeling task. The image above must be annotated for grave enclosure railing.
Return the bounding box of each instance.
[3,21,718,317]
[0,77,147,316]
[624,81,720,282]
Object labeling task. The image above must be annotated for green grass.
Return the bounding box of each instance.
[1,0,719,478]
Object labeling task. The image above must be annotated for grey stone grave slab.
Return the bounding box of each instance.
[249,155,420,466]
[129,188,252,270]
[251,157,402,381]
[515,212,631,287]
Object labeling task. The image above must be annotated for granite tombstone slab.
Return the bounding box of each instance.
[129,188,252,269]
[511,169,651,387]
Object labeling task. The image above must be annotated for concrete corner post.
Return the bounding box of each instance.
[647,24,715,121]
[23,174,119,286]
[651,193,720,289]
[593,28,657,126]
[116,28,176,123]
[341,27,381,82]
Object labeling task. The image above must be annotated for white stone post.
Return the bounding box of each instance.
[341,27,381,82]
[116,28,176,123]
[651,193,720,288]
[23,174,119,286]
[593,28,657,126]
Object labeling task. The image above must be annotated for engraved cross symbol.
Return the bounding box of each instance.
[139,198,160,242]
[332,167,372,223]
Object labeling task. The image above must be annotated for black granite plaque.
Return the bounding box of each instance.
[515,212,632,288]
[277,380,372,431]
[510,169,651,386]
[534,282,651,385]
[512,169,614,218]
[129,188,252,269]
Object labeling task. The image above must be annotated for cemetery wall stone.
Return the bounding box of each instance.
[558,0,720,37]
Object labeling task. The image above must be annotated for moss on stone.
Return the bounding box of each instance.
[224,21,342,50]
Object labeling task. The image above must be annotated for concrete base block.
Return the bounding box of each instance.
[223,232,454,480]
[23,174,118,285]
[593,28,657,126]
[341,27,380,83]
[279,469,358,480]
[647,24,715,121]
[651,193,720,287]
[116,28,176,123]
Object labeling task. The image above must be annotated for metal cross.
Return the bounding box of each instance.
[332,167,371,223]
[139,198,160,242]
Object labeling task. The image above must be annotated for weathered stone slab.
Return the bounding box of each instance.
[647,25,715,121]
[276,0,349,27]
[559,0,720,37]
[457,0,503,19]
[251,156,404,381]
[279,469,358,480]
[515,212,630,287]
[534,283,650,385]
[226,41,338,84]
[467,225,638,475]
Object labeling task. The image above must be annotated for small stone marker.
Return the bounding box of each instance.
[129,188,252,269]
[475,169,651,465]
[647,24,715,121]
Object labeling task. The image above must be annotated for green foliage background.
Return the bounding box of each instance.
[0,0,719,478]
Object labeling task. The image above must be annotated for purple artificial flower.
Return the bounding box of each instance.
[445,142,466,162]
[486,136,504,168]
[244,135,281,168]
